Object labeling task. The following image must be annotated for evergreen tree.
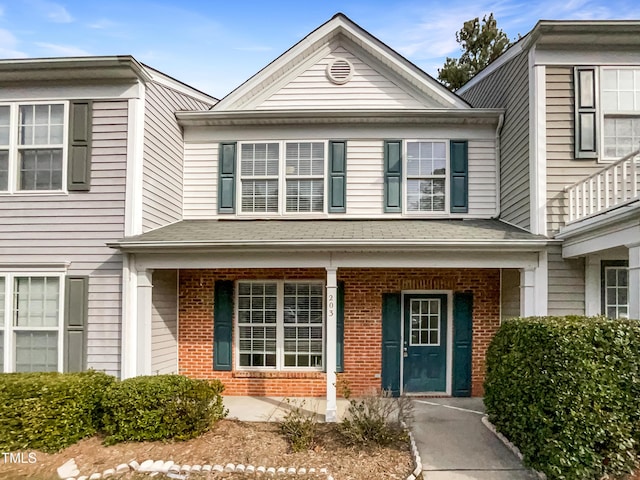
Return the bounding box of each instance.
[438,13,511,91]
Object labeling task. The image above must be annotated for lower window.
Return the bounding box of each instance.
[602,261,629,319]
[236,280,324,370]
[0,275,62,372]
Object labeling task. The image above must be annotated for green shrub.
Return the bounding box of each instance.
[485,316,640,480]
[278,399,319,452]
[0,370,115,453]
[101,375,227,444]
[338,385,412,447]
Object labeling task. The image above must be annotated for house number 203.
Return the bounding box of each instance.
[328,294,335,317]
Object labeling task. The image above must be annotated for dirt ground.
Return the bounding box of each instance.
[0,420,414,480]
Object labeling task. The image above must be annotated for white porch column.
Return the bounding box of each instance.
[520,251,548,317]
[585,255,602,316]
[136,269,154,376]
[629,245,640,320]
[325,267,338,422]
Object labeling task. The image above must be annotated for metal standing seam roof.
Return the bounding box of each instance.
[110,219,550,249]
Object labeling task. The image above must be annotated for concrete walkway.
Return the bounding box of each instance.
[223,396,537,479]
[411,398,537,479]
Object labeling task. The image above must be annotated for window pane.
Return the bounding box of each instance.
[285,142,324,176]
[0,151,7,191]
[19,149,63,190]
[241,180,278,212]
[241,143,279,176]
[0,106,9,145]
[603,117,640,158]
[282,282,324,368]
[604,266,629,319]
[237,282,278,368]
[19,104,64,146]
[409,298,440,346]
[15,331,58,372]
[14,277,60,327]
[286,180,324,212]
[0,277,4,327]
[407,179,446,212]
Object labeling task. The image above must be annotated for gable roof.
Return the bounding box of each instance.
[213,13,469,111]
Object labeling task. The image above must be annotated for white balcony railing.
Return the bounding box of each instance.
[565,148,640,224]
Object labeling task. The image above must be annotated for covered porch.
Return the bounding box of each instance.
[110,219,551,421]
[560,150,640,319]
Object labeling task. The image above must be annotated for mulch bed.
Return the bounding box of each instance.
[0,420,413,480]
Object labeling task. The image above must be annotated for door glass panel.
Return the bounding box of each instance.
[409,298,440,346]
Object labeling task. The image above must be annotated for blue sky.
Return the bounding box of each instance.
[1,0,640,98]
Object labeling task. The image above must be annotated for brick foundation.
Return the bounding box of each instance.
[177,268,500,397]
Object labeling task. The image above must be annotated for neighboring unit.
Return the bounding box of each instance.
[0,57,215,377]
[460,20,640,323]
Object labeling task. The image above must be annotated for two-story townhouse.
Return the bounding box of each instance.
[0,57,215,378]
[110,14,550,421]
[459,21,640,324]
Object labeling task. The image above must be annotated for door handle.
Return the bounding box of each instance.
[403,346,408,358]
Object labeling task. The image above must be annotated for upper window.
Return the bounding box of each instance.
[406,141,447,213]
[0,102,67,193]
[236,280,324,370]
[601,69,640,160]
[0,274,63,372]
[602,262,629,319]
[239,141,326,214]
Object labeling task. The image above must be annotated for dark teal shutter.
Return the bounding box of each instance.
[213,280,233,371]
[67,101,92,191]
[328,141,346,213]
[218,143,236,213]
[452,292,473,397]
[64,276,88,372]
[574,67,598,159]
[450,140,468,213]
[384,141,402,212]
[336,281,345,373]
[381,293,401,397]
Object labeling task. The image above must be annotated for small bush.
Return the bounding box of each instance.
[485,316,640,480]
[338,382,412,447]
[0,370,115,453]
[101,375,227,445]
[278,399,319,452]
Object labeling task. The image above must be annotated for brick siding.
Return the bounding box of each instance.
[178,268,500,397]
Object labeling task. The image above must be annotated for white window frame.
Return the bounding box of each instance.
[0,271,65,373]
[237,140,328,216]
[234,279,325,371]
[0,101,69,195]
[603,263,629,319]
[599,67,640,162]
[403,139,450,215]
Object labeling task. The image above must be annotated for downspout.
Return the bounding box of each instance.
[494,113,505,219]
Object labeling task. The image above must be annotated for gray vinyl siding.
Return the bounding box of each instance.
[142,82,213,231]
[545,67,603,234]
[151,269,178,374]
[548,245,585,315]
[0,100,128,376]
[461,51,531,230]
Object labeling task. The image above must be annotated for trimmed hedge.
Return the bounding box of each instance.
[101,375,227,444]
[485,316,640,480]
[0,370,115,453]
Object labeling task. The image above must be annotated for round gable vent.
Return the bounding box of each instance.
[326,58,353,85]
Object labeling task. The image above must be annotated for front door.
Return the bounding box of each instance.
[403,294,447,393]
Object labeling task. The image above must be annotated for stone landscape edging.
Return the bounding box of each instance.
[402,421,423,480]
[481,415,546,480]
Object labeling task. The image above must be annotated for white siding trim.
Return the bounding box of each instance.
[629,244,640,321]
[529,53,547,236]
[585,254,601,316]
[325,267,337,422]
[125,88,145,237]
[121,253,136,379]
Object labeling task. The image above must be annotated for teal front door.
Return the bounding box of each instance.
[403,294,448,393]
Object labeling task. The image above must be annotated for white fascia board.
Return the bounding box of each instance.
[133,250,541,270]
[561,222,640,258]
[557,203,640,240]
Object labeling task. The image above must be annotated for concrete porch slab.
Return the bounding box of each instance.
[223,396,351,422]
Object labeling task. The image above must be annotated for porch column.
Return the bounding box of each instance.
[520,251,548,317]
[629,244,640,320]
[585,255,602,316]
[136,269,154,376]
[325,267,338,422]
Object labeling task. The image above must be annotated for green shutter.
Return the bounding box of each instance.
[329,141,346,213]
[218,143,236,213]
[381,293,401,397]
[64,276,88,372]
[384,141,402,212]
[452,292,473,397]
[336,281,345,373]
[213,280,233,371]
[67,101,92,191]
[450,140,468,213]
[574,67,598,159]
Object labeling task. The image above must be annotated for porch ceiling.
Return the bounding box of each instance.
[110,219,551,253]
